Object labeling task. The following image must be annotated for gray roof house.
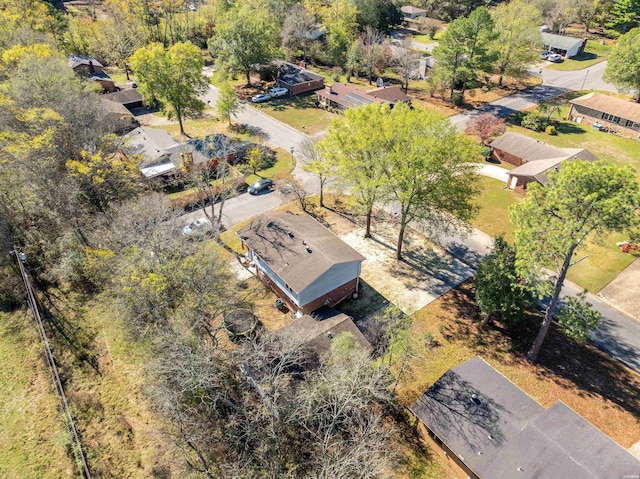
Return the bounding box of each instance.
[276,306,372,360]
[489,132,597,192]
[238,212,365,315]
[410,356,640,479]
[541,32,587,58]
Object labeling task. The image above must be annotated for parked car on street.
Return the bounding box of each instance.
[251,93,271,103]
[269,87,289,98]
[547,53,563,62]
[248,179,274,195]
[182,217,212,239]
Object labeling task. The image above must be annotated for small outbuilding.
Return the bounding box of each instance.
[541,32,586,58]
[276,306,372,361]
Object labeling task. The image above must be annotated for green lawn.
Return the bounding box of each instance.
[244,147,294,184]
[507,104,640,180]
[470,175,634,292]
[470,176,522,242]
[545,40,613,71]
[251,92,336,134]
[154,117,254,142]
[409,33,440,44]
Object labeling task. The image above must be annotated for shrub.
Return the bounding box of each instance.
[520,112,548,132]
[545,125,557,135]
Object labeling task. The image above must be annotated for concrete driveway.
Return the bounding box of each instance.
[600,258,640,321]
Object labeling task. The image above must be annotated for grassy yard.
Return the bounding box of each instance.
[470,173,633,292]
[251,92,336,134]
[397,280,640,449]
[470,176,521,242]
[154,116,256,143]
[244,147,294,184]
[545,39,614,71]
[507,109,640,179]
[0,310,74,478]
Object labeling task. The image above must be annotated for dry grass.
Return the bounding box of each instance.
[398,280,640,448]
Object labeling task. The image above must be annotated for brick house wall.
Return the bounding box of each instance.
[256,268,358,314]
[279,78,325,95]
[491,148,524,166]
[569,104,640,139]
[507,175,531,194]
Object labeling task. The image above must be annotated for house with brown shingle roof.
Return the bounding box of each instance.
[316,83,412,112]
[569,92,640,139]
[238,212,365,315]
[489,132,598,193]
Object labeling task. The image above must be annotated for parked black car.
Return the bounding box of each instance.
[248,179,274,195]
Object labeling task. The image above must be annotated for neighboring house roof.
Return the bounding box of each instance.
[90,71,115,82]
[276,306,372,357]
[509,149,598,184]
[317,83,412,109]
[490,132,568,162]
[276,61,324,86]
[165,133,244,168]
[101,98,131,116]
[104,89,144,107]
[410,356,640,479]
[68,54,103,69]
[401,5,427,15]
[365,86,412,104]
[122,127,179,165]
[238,212,365,292]
[570,92,640,122]
[541,32,584,51]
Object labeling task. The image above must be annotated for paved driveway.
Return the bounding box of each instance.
[600,258,640,321]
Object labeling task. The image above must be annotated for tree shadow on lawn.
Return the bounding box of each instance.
[554,121,586,135]
[340,279,389,322]
[441,282,640,422]
[569,52,598,62]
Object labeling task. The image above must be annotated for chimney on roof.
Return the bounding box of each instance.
[305,246,312,253]
[329,84,333,94]
[88,60,95,74]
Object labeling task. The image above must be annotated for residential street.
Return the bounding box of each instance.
[194,75,640,374]
[450,60,617,129]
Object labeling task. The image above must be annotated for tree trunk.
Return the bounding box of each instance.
[365,208,373,238]
[498,75,503,87]
[125,64,131,81]
[527,246,575,362]
[245,69,251,87]
[178,111,186,137]
[396,221,406,260]
[319,179,324,208]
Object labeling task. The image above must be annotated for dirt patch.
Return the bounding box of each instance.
[338,220,474,315]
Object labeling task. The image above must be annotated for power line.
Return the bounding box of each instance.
[12,250,92,479]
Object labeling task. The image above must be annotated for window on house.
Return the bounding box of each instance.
[625,119,639,128]
[602,113,621,122]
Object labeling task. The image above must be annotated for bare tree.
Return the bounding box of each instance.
[394,39,421,93]
[301,139,334,208]
[360,26,389,85]
[275,172,309,212]
[281,4,317,61]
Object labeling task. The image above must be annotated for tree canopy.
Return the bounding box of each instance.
[604,27,640,99]
[130,41,208,136]
[510,160,640,361]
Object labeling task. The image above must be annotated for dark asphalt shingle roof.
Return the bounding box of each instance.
[276,61,324,86]
[276,306,372,357]
[104,89,144,106]
[238,212,365,292]
[68,54,103,69]
[410,356,640,479]
[490,132,568,162]
[122,127,179,163]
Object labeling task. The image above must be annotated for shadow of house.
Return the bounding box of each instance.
[410,356,640,479]
[569,92,640,139]
[238,212,366,316]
